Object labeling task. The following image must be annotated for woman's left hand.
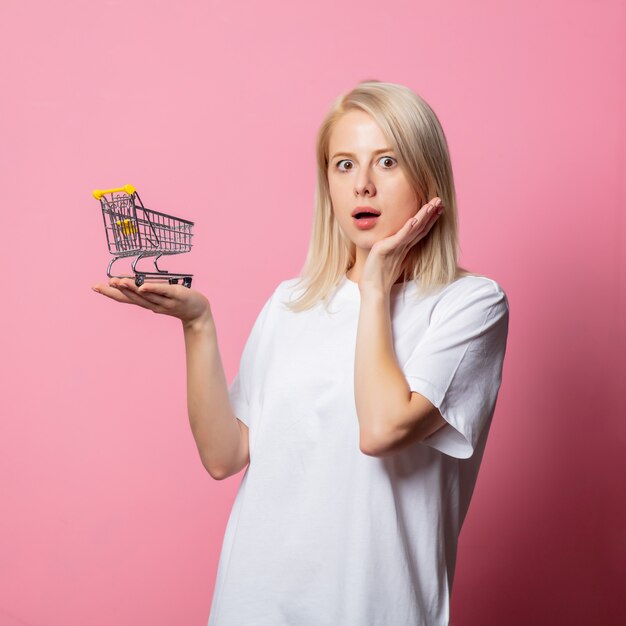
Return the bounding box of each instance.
[359,197,445,294]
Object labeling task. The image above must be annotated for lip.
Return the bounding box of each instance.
[351,206,381,217]
[352,215,380,230]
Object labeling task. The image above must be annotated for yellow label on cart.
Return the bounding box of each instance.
[116,219,138,236]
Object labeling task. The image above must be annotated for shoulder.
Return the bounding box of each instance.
[272,276,308,302]
[258,277,300,302]
[257,277,305,315]
[433,274,509,324]
[276,276,304,292]
[444,274,506,299]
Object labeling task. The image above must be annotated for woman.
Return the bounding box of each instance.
[92,80,510,626]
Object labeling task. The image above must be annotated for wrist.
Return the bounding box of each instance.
[182,310,215,333]
[359,285,390,303]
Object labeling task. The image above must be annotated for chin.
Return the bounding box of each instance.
[353,238,379,250]
[353,228,390,241]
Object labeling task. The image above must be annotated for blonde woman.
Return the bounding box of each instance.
[92,80,510,626]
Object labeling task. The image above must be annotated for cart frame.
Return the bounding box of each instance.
[93,185,195,287]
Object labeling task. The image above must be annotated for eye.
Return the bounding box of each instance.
[379,156,397,168]
[335,156,397,172]
[336,160,353,172]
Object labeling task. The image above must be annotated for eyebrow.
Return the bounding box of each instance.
[330,147,395,160]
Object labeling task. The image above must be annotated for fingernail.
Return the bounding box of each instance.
[411,217,418,226]
[92,287,100,293]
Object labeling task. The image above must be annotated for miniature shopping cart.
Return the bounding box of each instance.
[93,185,194,288]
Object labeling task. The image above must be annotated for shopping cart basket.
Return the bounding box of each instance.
[93,184,194,288]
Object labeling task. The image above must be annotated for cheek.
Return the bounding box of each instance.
[327,179,344,202]
[383,176,417,204]
[388,187,419,218]
[405,191,421,216]
[400,182,418,205]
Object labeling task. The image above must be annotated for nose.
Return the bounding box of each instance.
[354,172,375,197]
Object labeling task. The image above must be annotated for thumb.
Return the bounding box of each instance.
[138,282,177,297]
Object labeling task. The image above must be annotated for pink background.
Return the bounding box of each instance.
[1,1,624,624]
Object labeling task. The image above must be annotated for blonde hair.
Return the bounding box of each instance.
[284,79,474,312]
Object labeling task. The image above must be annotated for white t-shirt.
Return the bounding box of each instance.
[208,273,510,626]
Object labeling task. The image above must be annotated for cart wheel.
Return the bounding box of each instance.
[183,277,192,288]
[168,278,179,285]
[135,274,145,287]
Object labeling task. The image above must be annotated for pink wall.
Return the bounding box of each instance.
[1,1,624,624]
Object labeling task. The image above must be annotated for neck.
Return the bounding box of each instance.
[347,250,411,285]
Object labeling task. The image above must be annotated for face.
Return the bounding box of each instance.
[327,109,420,249]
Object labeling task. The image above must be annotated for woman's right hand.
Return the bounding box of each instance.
[91,278,213,328]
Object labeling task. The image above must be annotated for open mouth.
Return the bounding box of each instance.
[354,212,380,219]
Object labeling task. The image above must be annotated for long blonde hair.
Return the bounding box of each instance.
[284,79,473,312]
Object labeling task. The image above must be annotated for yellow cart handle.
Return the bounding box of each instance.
[92,184,136,200]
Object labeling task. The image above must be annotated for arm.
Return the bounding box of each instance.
[91,277,250,479]
[354,289,447,457]
[182,313,250,479]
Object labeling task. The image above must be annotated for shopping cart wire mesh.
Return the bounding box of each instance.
[93,185,195,287]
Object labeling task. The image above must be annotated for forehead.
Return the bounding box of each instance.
[328,110,388,152]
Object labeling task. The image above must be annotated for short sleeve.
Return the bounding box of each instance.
[403,279,510,459]
[229,292,275,427]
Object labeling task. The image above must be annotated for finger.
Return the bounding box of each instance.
[137,282,178,298]
[107,278,161,310]
[114,278,140,292]
[137,283,175,307]
[109,278,180,310]
[116,284,160,310]
[410,199,444,231]
[409,202,432,229]
[429,199,445,223]
[420,202,445,236]
[92,283,143,305]
[425,200,444,225]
